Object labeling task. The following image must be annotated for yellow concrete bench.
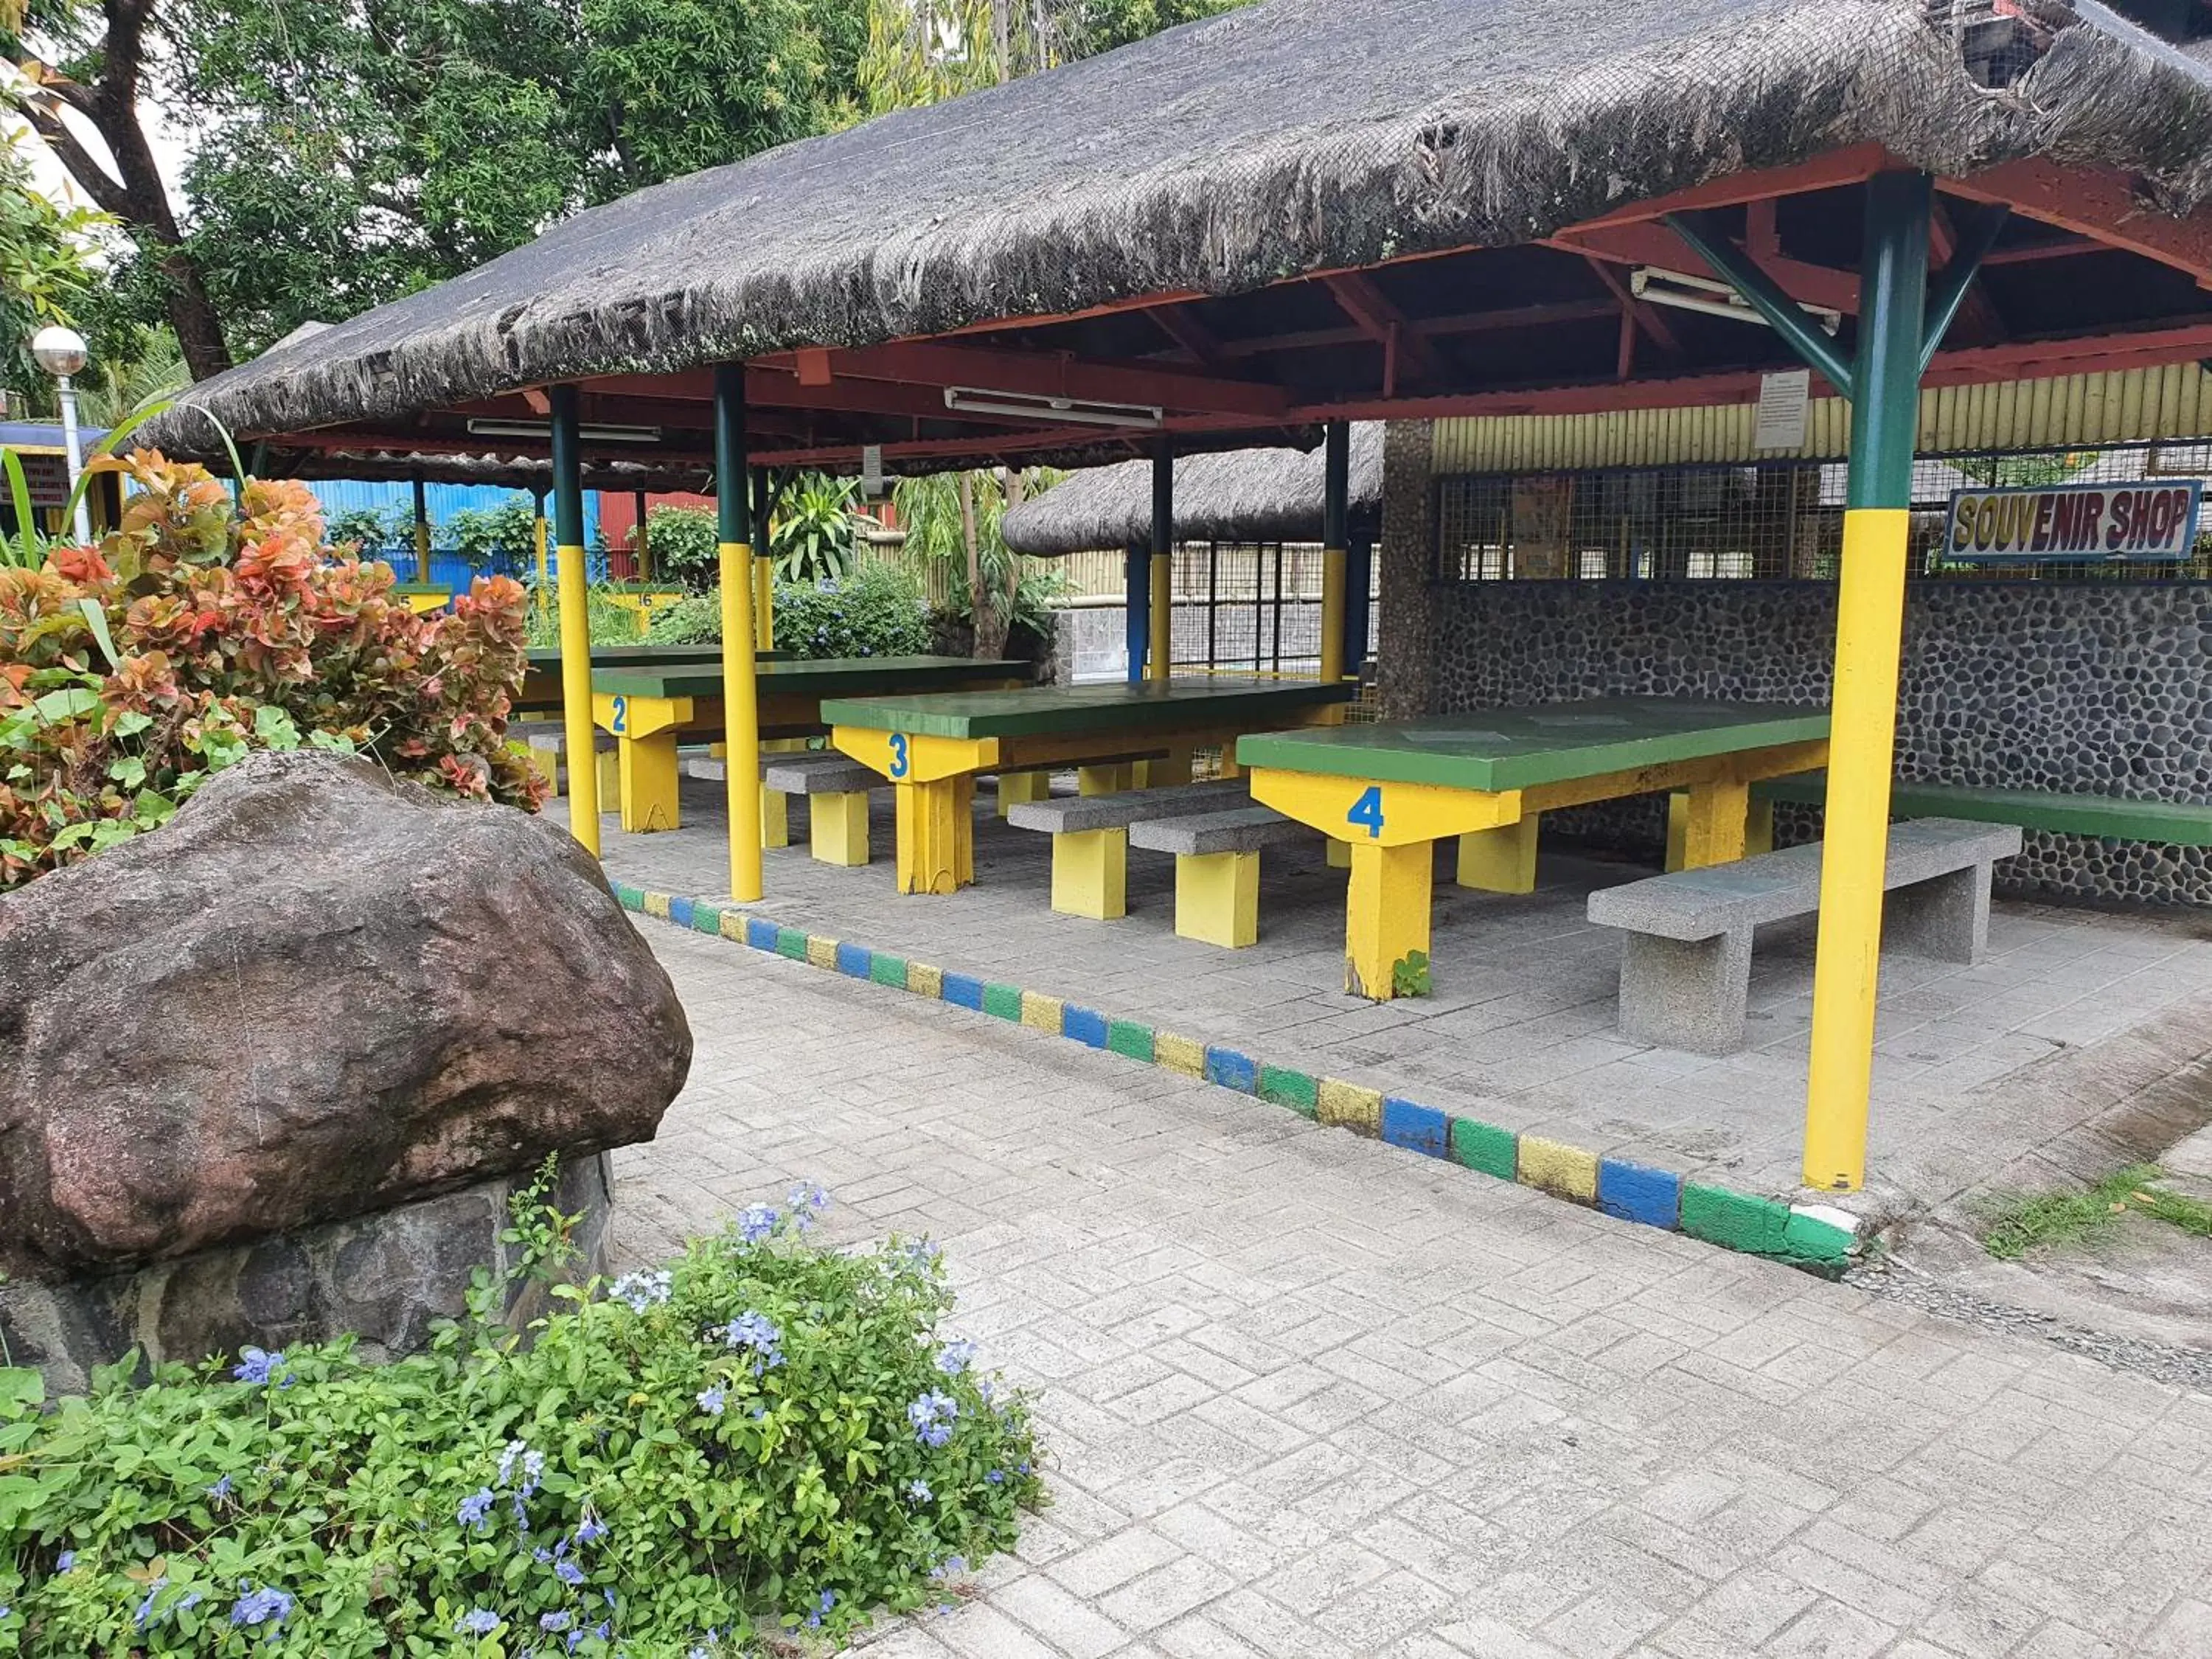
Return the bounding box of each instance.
[1005,779,1250,920]
[1128,805,1310,948]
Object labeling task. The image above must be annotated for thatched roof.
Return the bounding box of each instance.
[143,0,2212,457]
[1003,425,1384,554]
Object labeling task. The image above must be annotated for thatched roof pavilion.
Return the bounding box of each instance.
[1003,425,1384,556]
[143,0,2212,478]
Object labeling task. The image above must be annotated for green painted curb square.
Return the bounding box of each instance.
[775,926,809,961]
[613,884,644,911]
[1781,1210,1857,1267]
[1450,1118,1517,1180]
[982,982,1023,1021]
[1680,1183,1791,1255]
[1259,1065,1318,1118]
[869,953,910,987]
[691,905,722,935]
[1107,1019,1155,1062]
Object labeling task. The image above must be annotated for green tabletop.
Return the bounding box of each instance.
[821,677,1353,740]
[1236,698,1829,792]
[529,644,731,669]
[596,655,1027,700]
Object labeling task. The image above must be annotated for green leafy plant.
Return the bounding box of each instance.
[445,495,542,568]
[640,504,720,593]
[645,588,723,645]
[0,399,173,571]
[323,504,408,555]
[0,453,544,888]
[1980,1164,2212,1260]
[523,582,652,649]
[775,564,931,658]
[769,473,857,584]
[1391,950,1433,999]
[0,1182,1042,1655]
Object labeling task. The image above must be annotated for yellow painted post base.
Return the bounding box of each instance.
[619,733,681,833]
[760,785,790,849]
[519,738,560,799]
[1666,783,1755,871]
[1216,751,1245,781]
[1051,829,1128,920]
[1326,840,1352,869]
[809,791,870,866]
[998,771,1050,817]
[1345,840,1433,1000]
[1456,815,1539,894]
[596,745,619,808]
[955,776,976,887]
[1141,747,1195,787]
[1176,850,1259,948]
[1665,793,1687,873]
[1079,763,1135,796]
[1747,797,1775,857]
[894,778,970,895]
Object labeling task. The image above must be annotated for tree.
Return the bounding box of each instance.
[860,0,1237,110]
[0,131,105,401]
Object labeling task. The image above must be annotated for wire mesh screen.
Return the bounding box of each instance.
[1164,540,1380,677]
[1434,444,2212,585]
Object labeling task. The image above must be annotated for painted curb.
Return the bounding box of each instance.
[610,881,1863,1275]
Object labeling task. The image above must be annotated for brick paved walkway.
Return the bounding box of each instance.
[613,921,2212,1659]
[602,776,2212,1222]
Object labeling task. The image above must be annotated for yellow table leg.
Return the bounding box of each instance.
[760,783,790,849]
[1456,814,1539,894]
[1665,792,1688,872]
[1079,763,1134,796]
[1142,746,1195,788]
[1051,828,1127,919]
[520,738,560,799]
[1177,850,1259,947]
[1326,840,1352,869]
[1346,840,1433,1000]
[619,731,681,833]
[955,774,976,887]
[893,777,968,895]
[1679,778,1749,869]
[595,745,619,808]
[998,771,1050,817]
[809,791,870,866]
[1746,796,1775,856]
[1216,751,1245,781]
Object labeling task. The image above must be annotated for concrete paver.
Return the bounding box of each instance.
[613,921,2212,1658]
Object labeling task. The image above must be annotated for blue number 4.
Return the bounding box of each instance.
[888,732,911,778]
[1347,785,1384,838]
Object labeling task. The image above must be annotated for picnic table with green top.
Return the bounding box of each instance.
[1236,698,1831,999]
[516,644,789,714]
[827,678,1354,895]
[589,655,1029,833]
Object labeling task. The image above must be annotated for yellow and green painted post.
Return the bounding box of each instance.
[750,467,776,653]
[549,388,599,854]
[531,487,550,622]
[1147,445,1172,686]
[716,366,765,902]
[1671,174,1999,1192]
[411,475,432,585]
[1319,420,1349,695]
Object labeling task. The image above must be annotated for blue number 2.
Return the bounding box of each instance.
[888,732,911,778]
[1347,785,1384,839]
[611,695,628,735]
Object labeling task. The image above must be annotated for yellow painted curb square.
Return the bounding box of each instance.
[1518,1135,1599,1203]
[1154,1032,1205,1077]
[1316,1079,1383,1136]
[643,891,671,920]
[717,909,747,942]
[1020,992,1064,1033]
[804,936,838,971]
[907,962,943,998]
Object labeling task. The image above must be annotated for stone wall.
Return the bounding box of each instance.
[1377,420,1439,720]
[1430,579,2212,908]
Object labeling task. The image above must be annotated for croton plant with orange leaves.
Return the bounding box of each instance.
[0,453,547,889]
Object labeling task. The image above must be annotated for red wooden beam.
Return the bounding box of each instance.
[1928,201,2007,348]
[1941,160,2212,288]
[1208,299,1615,361]
[1145,304,1226,366]
[818,340,1293,417]
[1320,272,1444,392]
[1581,255,1682,364]
[1564,143,1891,233]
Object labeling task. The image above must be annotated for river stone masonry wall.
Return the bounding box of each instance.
[1430,580,2212,908]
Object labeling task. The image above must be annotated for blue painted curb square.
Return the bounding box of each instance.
[1205,1047,1257,1093]
[834,942,872,979]
[1380,1099,1450,1159]
[1599,1159,1683,1230]
[942,972,986,1011]
[667,897,694,928]
[1062,1006,1109,1048]
[745,917,779,951]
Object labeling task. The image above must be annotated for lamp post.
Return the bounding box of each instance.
[29,325,91,543]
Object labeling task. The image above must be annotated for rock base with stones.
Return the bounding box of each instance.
[0,1154,612,1396]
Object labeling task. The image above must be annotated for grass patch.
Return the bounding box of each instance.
[1980,1164,2212,1260]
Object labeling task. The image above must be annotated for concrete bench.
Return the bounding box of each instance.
[1750,772,2212,846]
[1129,806,1309,948]
[1587,818,2023,1054]
[509,722,617,803]
[1006,779,1249,919]
[684,748,876,864]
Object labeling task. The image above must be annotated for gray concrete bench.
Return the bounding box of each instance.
[1586,818,2023,1054]
[509,721,616,801]
[1129,806,1309,948]
[1006,779,1248,920]
[682,747,872,863]
[990,750,1172,817]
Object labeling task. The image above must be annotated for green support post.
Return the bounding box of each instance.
[714,366,765,901]
[549,386,599,854]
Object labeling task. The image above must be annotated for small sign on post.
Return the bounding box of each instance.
[1752,369,1810,453]
[1945,479,2203,563]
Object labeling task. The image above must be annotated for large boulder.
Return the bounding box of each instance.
[0,750,691,1282]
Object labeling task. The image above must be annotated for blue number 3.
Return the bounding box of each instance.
[1346,785,1384,838]
[888,732,911,778]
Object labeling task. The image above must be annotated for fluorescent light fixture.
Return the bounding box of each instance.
[1630,267,1842,336]
[942,386,1163,430]
[464,417,664,444]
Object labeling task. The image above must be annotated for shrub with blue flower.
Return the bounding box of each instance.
[0,1178,1041,1653]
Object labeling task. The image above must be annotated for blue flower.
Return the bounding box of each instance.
[928,1554,967,1582]
[696,1383,727,1417]
[736,1203,779,1245]
[232,1346,288,1387]
[206,1475,234,1500]
[456,1608,501,1635]
[574,1514,609,1547]
[608,1269,672,1314]
[540,1610,573,1632]
[907,1478,932,1503]
[713,1311,782,1373]
[987,1469,1005,1485]
[554,1559,588,1588]
[787,1181,830,1217]
[457,1488,495,1530]
[804,1589,836,1630]
[54,1550,74,1572]
[934,1339,976,1377]
[229,1583,293,1631]
[132,1576,167,1629]
[906,1390,958,1448]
